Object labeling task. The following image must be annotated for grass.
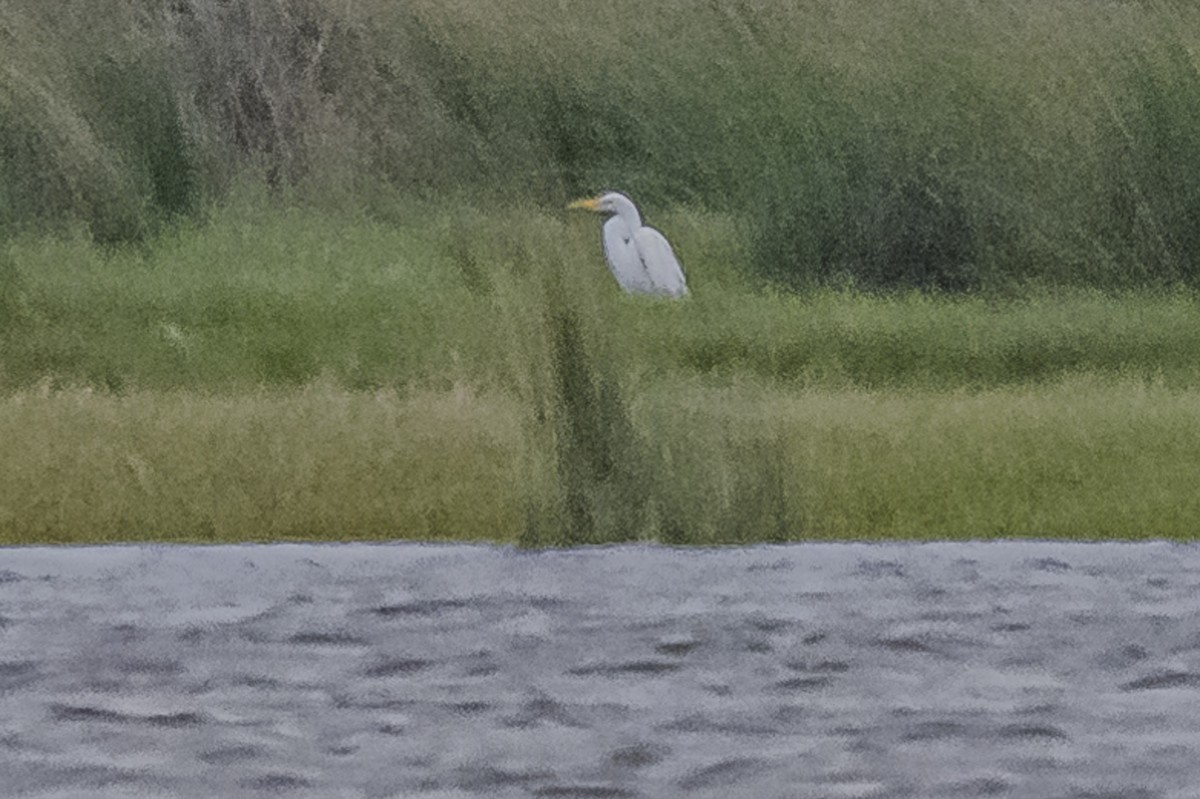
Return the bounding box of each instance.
[5,203,1200,394]
[0,383,528,544]
[8,2,1200,542]
[3,376,1199,545]
[3,204,1200,544]
[8,0,1200,290]
[636,376,1200,542]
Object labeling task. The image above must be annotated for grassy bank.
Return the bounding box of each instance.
[2,377,1198,545]
[4,205,1200,543]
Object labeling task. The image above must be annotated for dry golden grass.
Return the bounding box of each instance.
[4,376,1199,544]
[0,382,528,544]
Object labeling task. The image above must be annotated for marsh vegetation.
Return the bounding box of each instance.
[4,1,1200,542]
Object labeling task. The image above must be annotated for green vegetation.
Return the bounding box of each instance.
[3,208,1200,544]
[4,375,1200,544]
[5,1,1200,543]
[6,0,1200,290]
[5,204,1200,394]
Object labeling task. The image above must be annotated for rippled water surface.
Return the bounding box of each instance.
[2,541,1200,798]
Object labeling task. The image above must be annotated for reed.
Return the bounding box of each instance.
[7,1,1200,289]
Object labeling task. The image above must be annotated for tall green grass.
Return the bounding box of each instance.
[7,1,1200,289]
[4,204,1200,394]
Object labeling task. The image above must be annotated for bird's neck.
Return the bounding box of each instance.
[613,199,642,230]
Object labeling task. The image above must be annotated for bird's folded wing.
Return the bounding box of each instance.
[603,217,654,293]
[635,227,688,297]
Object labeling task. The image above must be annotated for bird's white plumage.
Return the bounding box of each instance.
[634,227,687,297]
[569,191,688,298]
[602,215,654,294]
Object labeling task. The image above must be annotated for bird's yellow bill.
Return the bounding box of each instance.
[567,197,600,211]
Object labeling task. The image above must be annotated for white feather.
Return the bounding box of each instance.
[634,227,688,297]
[602,215,654,294]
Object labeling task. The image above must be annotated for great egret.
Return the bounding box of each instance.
[567,192,689,298]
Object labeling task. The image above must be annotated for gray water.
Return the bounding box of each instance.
[1,541,1199,799]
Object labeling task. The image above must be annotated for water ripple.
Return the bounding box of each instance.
[1,541,1197,798]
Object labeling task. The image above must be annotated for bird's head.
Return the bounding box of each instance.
[567,192,632,216]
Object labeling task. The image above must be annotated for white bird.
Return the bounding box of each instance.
[568,192,688,298]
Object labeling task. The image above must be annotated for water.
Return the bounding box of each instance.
[1,541,1198,798]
